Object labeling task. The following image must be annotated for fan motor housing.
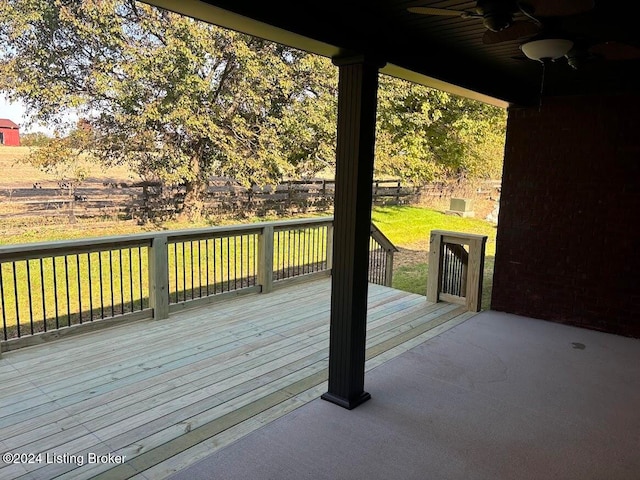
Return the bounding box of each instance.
[477,0,515,31]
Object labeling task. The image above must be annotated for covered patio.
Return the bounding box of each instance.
[171,309,640,480]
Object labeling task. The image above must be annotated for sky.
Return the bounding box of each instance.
[0,94,56,135]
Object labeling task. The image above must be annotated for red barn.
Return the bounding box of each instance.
[0,119,20,146]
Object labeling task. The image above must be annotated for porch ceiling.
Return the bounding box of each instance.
[144,0,640,106]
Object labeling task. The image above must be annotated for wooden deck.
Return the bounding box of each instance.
[0,278,474,480]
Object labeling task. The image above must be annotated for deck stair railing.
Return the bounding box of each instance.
[0,217,396,351]
[369,223,398,287]
[427,230,487,312]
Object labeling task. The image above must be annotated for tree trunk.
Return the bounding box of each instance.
[180,179,206,221]
[67,188,77,224]
[178,154,207,221]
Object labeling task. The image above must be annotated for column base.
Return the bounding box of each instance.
[321,391,371,410]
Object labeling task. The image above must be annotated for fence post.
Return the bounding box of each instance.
[258,225,274,293]
[426,232,443,303]
[149,234,169,320]
[326,223,334,271]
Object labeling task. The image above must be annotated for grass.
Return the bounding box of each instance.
[371,205,497,308]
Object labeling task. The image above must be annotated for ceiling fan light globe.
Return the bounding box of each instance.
[521,39,574,61]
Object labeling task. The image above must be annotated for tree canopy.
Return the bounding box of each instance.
[376,76,506,182]
[1,0,505,218]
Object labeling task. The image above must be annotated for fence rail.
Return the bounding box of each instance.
[0,217,395,351]
[0,178,502,221]
[427,230,487,312]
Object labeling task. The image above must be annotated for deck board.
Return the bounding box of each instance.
[0,278,473,480]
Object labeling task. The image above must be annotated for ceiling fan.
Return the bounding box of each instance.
[407,0,595,45]
[408,0,640,68]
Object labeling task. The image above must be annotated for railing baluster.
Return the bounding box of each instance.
[65,256,70,326]
[41,258,47,330]
[181,242,186,302]
[138,246,144,310]
[119,249,124,315]
[239,235,242,287]
[303,228,308,274]
[197,240,202,298]
[173,242,178,303]
[53,257,60,329]
[77,255,83,324]
[26,259,34,335]
[234,236,238,291]
[87,253,93,321]
[254,233,258,285]
[99,252,105,319]
[109,250,115,318]
[205,239,210,296]
[310,227,316,272]
[320,226,325,270]
[226,237,231,292]
[213,237,218,294]
[1,265,7,341]
[277,231,282,279]
[190,240,195,300]
[13,262,20,338]
[129,248,134,312]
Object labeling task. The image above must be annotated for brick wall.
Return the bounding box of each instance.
[491,94,640,338]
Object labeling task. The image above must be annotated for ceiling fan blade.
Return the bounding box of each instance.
[482,20,540,44]
[589,41,640,61]
[526,0,595,17]
[407,7,478,18]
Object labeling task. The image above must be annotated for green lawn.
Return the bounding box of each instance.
[371,205,497,308]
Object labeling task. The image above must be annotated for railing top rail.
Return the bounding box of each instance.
[167,216,333,241]
[166,223,264,242]
[431,230,488,243]
[0,234,154,262]
[0,216,335,262]
[272,216,333,232]
[370,223,399,252]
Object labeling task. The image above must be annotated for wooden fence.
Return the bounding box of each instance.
[0,178,501,222]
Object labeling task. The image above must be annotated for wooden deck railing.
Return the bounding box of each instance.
[427,230,488,312]
[369,223,398,287]
[0,217,396,350]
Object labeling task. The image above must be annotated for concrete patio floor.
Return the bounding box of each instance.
[170,310,640,480]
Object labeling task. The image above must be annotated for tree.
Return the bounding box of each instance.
[375,75,506,183]
[0,0,338,219]
[1,0,505,223]
[19,132,52,147]
[21,126,91,222]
